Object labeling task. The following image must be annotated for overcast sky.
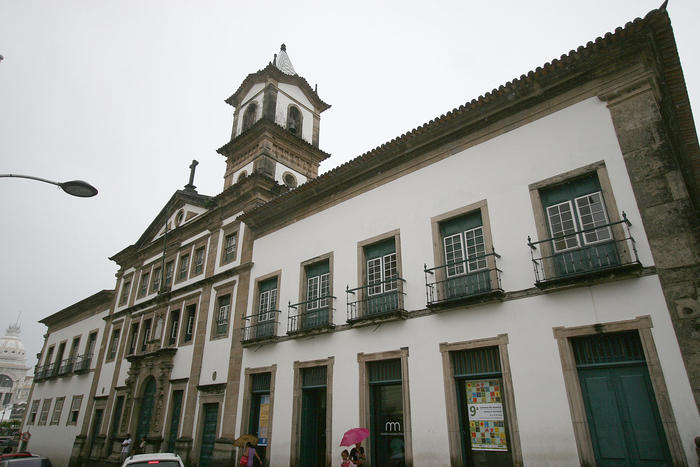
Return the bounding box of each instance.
[1,0,698,366]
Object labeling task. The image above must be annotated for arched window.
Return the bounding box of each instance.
[0,375,12,388]
[136,377,156,442]
[287,105,302,135]
[242,103,258,132]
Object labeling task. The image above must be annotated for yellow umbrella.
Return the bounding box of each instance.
[233,434,258,447]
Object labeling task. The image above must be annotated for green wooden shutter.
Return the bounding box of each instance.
[306,260,329,278]
[539,174,602,208]
[440,211,483,238]
[365,238,395,260]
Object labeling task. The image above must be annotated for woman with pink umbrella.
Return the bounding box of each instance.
[340,428,368,466]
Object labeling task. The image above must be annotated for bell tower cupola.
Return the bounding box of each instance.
[217,44,331,191]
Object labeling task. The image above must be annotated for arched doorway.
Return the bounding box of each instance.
[135,377,156,443]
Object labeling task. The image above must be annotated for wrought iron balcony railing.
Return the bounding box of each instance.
[527,213,641,287]
[58,357,75,376]
[288,296,336,334]
[241,310,280,344]
[34,365,46,381]
[424,249,503,307]
[346,276,406,323]
[73,354,93,373]
[44,363,59,379]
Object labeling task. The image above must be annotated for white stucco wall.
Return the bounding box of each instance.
[238,97,700,465]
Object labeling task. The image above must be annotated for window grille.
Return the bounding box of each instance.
[452,346,501,378]
[251,372,271,394]
[571,331,645,368]
[302,366,327,389]
[368,359,402,385]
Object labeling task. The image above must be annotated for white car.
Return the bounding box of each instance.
[121,453,184,467]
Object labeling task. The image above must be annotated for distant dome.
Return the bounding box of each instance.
[0,323,26,364]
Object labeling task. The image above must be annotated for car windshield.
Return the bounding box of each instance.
[126,462,180,467]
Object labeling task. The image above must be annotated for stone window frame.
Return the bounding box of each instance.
[241,101,259,133]
[137,266,151,298]
[150,265,162,295]
[164,259,175,289]
[439,334,523,466]
[289,357,334,466]
[298,252,334,311]
[166,303,182,347]
[139,315,153,353]
[180,297,200,347]
[66,394,83,426]
[175,246,193,284]
[528,161,631,280]
[192,386,225,462]
[191,242,208,278]
[37,398,52,426]
[163,381,188,451]
[357,348,413,466]
[125,319,140,357]
[356,229,403,308]
[286,103,303,136]
[220,222,241,266]
[28,399,40,425]
[118,274,133,307]
[54,339,67,368]
[429,199,498,298]
[44,344,55,367]
[210,281,236,340]
[105,326,121,362]
[553,315,686,465]
[68,335,82,364]
[282,171,298,189]
[239,365,277,460]
[251,270,283,336]
[84,329,99,366]
[50,395,65,425]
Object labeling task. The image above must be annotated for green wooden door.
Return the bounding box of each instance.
[167,390,183,452]
[199,403,219,467]
[579,366,671,466]
[573,331,672,466]
[136,377,156,443]
[299,388,326,466]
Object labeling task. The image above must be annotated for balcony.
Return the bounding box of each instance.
[346,276,406,324]
[424,249,504,308]
[44,363,59,379]
[73,354,93,373]
[528,213,642,289]
[241,311,280,345]
[34,365,46,381]
[58,358,75,376]
[287,296,336,335]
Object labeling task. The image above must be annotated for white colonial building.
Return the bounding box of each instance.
[22,291,113,466]
[22,5,700,467]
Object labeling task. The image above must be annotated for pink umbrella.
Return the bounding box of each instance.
[340,427,370,447]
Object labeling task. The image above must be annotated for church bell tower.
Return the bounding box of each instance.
[217,44,331,191]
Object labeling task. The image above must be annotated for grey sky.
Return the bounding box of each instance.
[1,0,698,366]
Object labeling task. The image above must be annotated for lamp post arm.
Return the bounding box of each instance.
[0,173,61,187]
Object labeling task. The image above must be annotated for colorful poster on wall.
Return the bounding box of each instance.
[258,395,270,446]
[465,379,508,451]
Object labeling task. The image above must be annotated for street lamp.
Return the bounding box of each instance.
[0,173,98,197]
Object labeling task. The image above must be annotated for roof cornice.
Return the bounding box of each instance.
[226,63,330,112]
[241,6,699,231]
